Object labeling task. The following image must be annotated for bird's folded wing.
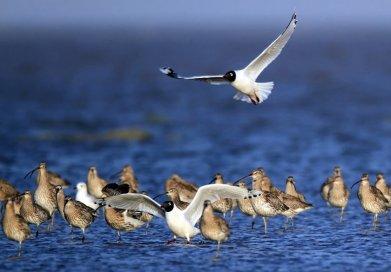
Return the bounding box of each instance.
[183,184,248,226]
[243,13,298,81]
[159,67,229,85]
[103,193,165,218]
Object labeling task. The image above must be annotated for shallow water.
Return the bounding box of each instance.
[0,27,390,271]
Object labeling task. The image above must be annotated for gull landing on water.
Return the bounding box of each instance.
[160,13,298,105]
[102,184,248,243]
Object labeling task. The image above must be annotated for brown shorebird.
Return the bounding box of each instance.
[19,191,50,237]
[166,188,189,210]
[2,199,31,255]
[236,181,257,229]
[104,207,146,242]
[116,165,139,193]
[320,166,341,205]
[235,169,288,233]
[165,174,198,203]
[327,169,349,221]
[55,186,66,220]
[352,173,389,226]
[375,173,391,205]
[87,167,108,199]
[0,179,19,201]
[64,196,97,242]
[25,163,57,229]
[210,173,233,217]
[47,170,70,188]
[285,176,306,202]
[200,201,230,249]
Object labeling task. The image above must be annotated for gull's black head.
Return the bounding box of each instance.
[161,201,174,212]
[224,71,236,82]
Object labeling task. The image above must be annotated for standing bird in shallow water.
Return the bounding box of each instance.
[19,191,50,237]
[234,170,288,234]
[87,167,107,199]
[236,181,257,229]
[165,174,198,203]
[160,13,297,105]
[64,196,97,242]
[0,179,19,201]
[2,199,31,255]
[210,174,233,218]
[25,163,57,230]
[200,201,230,249]
[327,169,349,222]
[103,184,247,243]
[351,173,389,227]
[320,166,341,205]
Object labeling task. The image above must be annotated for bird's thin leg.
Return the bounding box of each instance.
[223,213,226,218]
[263,217,268,234]
[116,231,122,243]
[35,225,39,237]
[229,209,234,222]
[339,207,345,222]
[251,215,256,229]
[18,242,22,257]
[166,235,176,244]
[81,229,85,243]
[290,217,294,227]
[217,241,221,251]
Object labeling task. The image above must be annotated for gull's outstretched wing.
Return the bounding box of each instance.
[103,193,165,218]
[243,13,298,81]
[183,184,248,226]
[159,67,229,85]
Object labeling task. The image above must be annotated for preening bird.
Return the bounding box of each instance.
[160,13,297,105]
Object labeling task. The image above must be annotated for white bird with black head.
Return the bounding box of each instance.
[101,184,248,243]
[160,13,298,105]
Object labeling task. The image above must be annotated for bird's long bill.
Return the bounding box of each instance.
[208,177,217,184]
[152,192,168,200]
[109,170,122,179]
[351,180,361,189]
[24,167,39,179]
[233,173,251,185]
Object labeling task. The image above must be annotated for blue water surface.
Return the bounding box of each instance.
[0,26,390,271]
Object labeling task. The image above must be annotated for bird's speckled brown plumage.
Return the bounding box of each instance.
[165,174,198,203]
[210,174,233,217]
[285,176,306,202]
[200,201,230,246]
[55,186,66,220]
[375,173,391,207]
[2,200,31,252]
[166,188,189,210]
[0,179,19,201]
[20,191,50,236]
[119,165,139,193]
[47,170,70,188]
[34,163,57,218]
[87,167,107,199]
[356,174,389,225]
[64,197,97,242]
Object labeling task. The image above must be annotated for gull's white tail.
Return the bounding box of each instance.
[233,81,274,104]
[255,82,274,103]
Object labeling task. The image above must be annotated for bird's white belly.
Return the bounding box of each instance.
[166,211,199,239]
[231,71,256,95]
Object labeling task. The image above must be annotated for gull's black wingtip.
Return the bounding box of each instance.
[292,12,298,24]
[159,67,177,78]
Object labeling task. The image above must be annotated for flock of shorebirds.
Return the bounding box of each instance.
[0,163,390,255]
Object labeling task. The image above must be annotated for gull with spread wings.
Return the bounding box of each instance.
[160,13,298,105]
[101,184,248,243]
